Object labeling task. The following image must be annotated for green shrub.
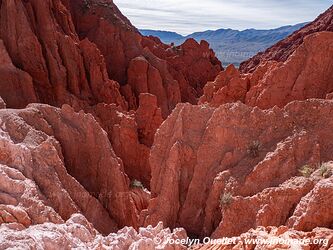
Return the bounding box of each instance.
[319,163,332,178]
[247,140,261,158]
[220,192,233,206]
[299,165,315,177]
[130,179,144,189]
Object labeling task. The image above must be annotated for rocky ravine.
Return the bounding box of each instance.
[145,100,333,238]
[0,0,221,188]
[0,0,332,249]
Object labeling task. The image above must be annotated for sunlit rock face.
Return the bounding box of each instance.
[200,32,333,109]
[240,5,333,73]
[0,0,332,249]
[145,100,333,238]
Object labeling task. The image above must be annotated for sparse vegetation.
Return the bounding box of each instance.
[319,163,332,178]
[82,0,91,13]
[220,192,233,206]
[247,140,261,158]
[169,43,182,53]
[171,45,178,52]
[299,165,315,177]
[130,179,145,189]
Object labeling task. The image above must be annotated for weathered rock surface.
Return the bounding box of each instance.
[0,96,6,109]
[240,5,333,73]
[144,100,333,238]
[0,0,126,109]
[200,32,333,109]
[199,64,248,106]
[0,0,221,187]
[0,104,151,234]
[141,37,222,105]
[0,1,332,249]
[287,176,333,231]
[0,214,187,250]
[0,40,37,108]
[135,93,164,147]
[67,0,222,115]
[91,99,157,187]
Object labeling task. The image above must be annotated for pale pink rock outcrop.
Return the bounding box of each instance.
[0,214,187,250]
[0,103,148,234]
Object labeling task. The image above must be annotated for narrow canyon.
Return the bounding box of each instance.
[0,1,332,249]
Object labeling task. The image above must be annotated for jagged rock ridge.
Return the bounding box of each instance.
[0,1,332,249]
[240,5,333,73]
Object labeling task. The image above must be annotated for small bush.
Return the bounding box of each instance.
[299,165,315,177]
[82,0,91,12]
[319,163,332,178]
[130,179,144,189]
[247,141,261,158]
[220,192,233,206]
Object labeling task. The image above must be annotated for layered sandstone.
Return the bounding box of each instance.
[144,100,333,238]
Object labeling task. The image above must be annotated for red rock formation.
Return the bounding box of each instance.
[0,103,153,234]
[135,93,163,147]
[1,0,333,248]
[0,104,116,234]
[287,176,333,231]
[240,5,333,73]
[0,40,37,108]
[144,100,333,238]
[200,32,333,109]
[91,101,154,187]
[141,37,222,103]
[125,55,170,115]
[0,0,126,109]
[199,64,248,106]
[66,0,222,115]
[0,0,221,186]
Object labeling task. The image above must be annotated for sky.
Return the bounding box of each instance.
[113,0,333,35]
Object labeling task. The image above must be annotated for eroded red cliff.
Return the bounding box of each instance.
[0,0,221,193]
[144,100,333,239]
[0,0,332,249]
[240,5,333,73]
[200,32,333,109]
[66,0,222,116]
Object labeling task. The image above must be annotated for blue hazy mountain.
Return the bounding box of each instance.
[140,23,307,67]
[140,29,184,43]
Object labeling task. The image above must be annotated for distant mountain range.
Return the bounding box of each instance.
[140,23,307,67]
